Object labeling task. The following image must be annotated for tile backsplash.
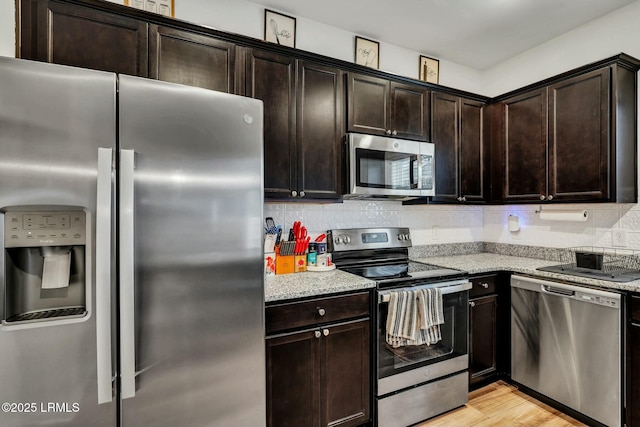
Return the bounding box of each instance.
[265,200,640,250]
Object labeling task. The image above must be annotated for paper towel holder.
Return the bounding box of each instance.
[535,206,589,222]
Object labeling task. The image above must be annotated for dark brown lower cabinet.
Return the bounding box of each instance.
[628,295,640,427]
[469,294,497,386]
[266,319,370,427]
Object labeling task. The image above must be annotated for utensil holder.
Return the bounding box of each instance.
[294,255,307,273]
[276,255,295,275]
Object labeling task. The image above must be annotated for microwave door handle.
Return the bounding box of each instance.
[417,155,423,190]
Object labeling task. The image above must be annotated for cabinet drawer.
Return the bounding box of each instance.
[631,295,640,322]
[470,275,497,298]
[266,292,370,335]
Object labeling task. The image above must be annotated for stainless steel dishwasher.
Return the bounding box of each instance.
[511,275,623,427]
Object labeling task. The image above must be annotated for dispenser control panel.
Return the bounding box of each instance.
[4,210,86,247]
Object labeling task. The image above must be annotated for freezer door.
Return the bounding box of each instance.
[0,58,117,426]
[118,75,265,427]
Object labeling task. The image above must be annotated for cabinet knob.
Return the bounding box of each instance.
[470,301,476,307]
[314,330,322,338]
[300,191,306,198]
[547,195,554,201]
[323,329,330,337]
[392,130,397,136]
[291,190,298,197]
[386,129,392,135]
[481,282,489,288]
[462,196,467,202]
[457,197,463,202]
[540,195,546,200]
[317,308,326,316]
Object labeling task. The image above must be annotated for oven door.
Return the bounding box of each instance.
[377,280,470,396]
[347,133,422,198]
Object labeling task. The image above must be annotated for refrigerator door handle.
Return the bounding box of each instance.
[96,147,114,404]
[120,149,136,400]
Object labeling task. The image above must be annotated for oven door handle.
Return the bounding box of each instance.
[378,279,471,302]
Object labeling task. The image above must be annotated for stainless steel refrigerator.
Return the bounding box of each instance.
[0,57,265,427]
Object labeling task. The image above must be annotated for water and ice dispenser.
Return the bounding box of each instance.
[2,207,88,325]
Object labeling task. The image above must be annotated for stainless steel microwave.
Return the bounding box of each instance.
[345,133,435,199]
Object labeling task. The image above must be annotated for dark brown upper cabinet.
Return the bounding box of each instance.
[149,25,236,93]
[498,88,548,202]
[347,73,429,141]
[494,61,637,203]
[21,0,148,77]
[431,92,486,203]
[245,49,343,200]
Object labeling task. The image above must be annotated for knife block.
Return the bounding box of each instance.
[276,255,295,275]
[294,255,307,273]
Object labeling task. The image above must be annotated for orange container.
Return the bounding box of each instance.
[294,255,307,273]
[276,255,295,275]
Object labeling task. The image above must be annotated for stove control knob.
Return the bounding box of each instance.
[398,234,405,241]
[343,235,351,244]
[334,236,343,245]
[404,234,411,241]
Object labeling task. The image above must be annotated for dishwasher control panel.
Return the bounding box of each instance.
[575,291,620,308]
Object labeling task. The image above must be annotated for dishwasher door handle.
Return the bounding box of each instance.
[541,284,575,297]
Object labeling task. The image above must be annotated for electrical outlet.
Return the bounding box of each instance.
[432,225,440,240]
[613,230,627,247]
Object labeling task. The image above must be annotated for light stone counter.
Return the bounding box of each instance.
[265,268,376,303]
[413,253,640,293]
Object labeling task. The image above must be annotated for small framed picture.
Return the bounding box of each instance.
[419,56,439,84]
[125,0,174,17]
[355,36,379,69]
[264,9,296,48]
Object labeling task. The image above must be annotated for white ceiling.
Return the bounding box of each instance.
[251,0,637,70]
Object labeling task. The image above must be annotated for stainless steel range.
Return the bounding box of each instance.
[329,227,471,427]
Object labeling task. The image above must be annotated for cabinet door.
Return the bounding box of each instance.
[629,323,640,427]
[501,88,547,202]
[245,49,297,199]
[34,0,148,76]
[548,68,610,201]
[149,25,235,93]
[469,295,497,386]
[266,330,320,427]
[297,61,344,200]
[320,320,370,427]
[390,82,429,141]
[460,99,486,202]
[432,92,460,202]
[347,73,390,136]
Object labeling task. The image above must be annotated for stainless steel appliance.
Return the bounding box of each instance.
[344,133,435,199]
[0,58,265,427]
[511,275,623,427]
[329,227,470,427]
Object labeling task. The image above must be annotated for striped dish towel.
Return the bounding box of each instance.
[385,287,444,348]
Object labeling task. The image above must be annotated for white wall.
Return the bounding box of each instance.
[0,1,15,57]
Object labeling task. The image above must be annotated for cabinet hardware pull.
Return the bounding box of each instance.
[392,130,397,136]
[300,191,305,197]
[548,195,554,200]
[457,197,463,202]
[323,329,330,336]
[291,190,297,197]
[470,301,476,307]
[462,196,467,202]
[314,330,321,338]
[317,308,326,316]
[481,283,489,288]
[385,129,392,135]
[540,195,546,200]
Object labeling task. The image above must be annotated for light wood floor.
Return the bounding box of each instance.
[416,381,587,427]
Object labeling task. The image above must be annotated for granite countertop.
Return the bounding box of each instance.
[265,268,376,303]
[413,252,640,293]
[265,252,640,303]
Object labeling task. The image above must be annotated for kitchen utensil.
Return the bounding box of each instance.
[275,228,283,246]
[315,233,326,243]
[265,217,277,234]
